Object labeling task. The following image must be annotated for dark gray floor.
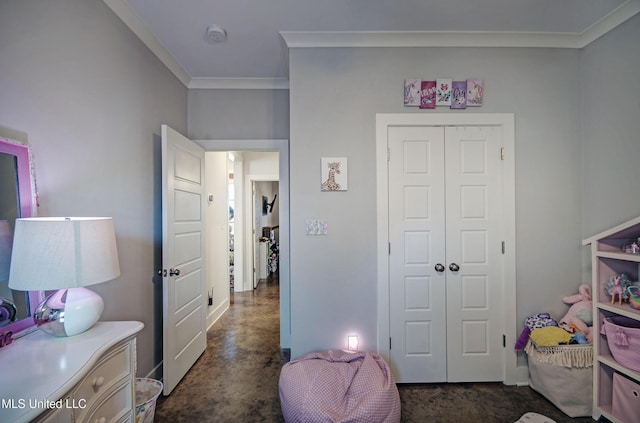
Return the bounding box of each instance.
[154,277,596,422]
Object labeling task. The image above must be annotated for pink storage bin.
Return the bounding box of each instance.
[612,373,640,423]
[602,316,640,372]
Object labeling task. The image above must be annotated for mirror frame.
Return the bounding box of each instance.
[0,138,41,338]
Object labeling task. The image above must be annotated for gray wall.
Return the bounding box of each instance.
[581,14,640,238]
[0,0,187,378]
[188,89,289,140]
[288,46,584,358]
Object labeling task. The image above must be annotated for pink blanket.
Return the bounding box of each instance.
[279,350,401,423]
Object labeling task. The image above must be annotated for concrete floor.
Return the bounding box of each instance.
[154,277,597,422]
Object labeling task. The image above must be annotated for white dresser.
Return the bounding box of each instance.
[0,321,144,423]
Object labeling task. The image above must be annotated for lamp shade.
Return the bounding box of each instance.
[0,220,13,282]
[8,217,120,291]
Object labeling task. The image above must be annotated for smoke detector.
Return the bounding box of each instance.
[206,24,227,42]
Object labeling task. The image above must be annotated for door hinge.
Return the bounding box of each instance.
[503,334,506,348]
[388,242,391,255]
[500,147,505,160]
[387,147,390,162]
[502,241,505,254]
[389,337,392,350]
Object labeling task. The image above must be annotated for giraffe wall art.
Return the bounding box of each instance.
[321,157,348,191]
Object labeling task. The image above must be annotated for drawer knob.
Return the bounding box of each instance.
[93,376,105,389]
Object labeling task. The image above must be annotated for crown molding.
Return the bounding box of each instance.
[103,0,191,86]
[281,30,584,49]
[281,1,639,49]
[188,78,290,90]
[580,0,640,46]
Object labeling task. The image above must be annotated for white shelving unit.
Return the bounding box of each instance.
[583,216,640,422]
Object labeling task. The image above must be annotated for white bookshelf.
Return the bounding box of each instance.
[583,216,640,422]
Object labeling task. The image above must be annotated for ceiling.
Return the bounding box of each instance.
[104,0,638,88]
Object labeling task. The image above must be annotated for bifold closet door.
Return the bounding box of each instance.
[388,125,504,383]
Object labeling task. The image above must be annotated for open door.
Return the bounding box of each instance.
[161,124,207,395]
[253,182,259,289]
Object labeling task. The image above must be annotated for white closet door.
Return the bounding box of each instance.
[388,125,505,383]
[444,126,505,382]
[388,126,447,383]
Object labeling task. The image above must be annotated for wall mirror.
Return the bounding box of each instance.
[0,137,41,339]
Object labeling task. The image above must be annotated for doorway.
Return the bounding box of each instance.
[198,139,290,350]
[224,151,280,293]
[252,180,279,290]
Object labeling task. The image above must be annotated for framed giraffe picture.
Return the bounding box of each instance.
[321,157,348,191]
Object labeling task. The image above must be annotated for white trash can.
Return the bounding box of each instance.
[135,378,163,423]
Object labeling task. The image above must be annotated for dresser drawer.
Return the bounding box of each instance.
[81,381,133,423]
[75,342,132,408]
[34,401,74,423]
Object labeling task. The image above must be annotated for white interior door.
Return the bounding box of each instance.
[444,126,504,382]
[388,126,447,383]
[254,182,265,288]
[388,125,504,383]
[253,182,259,289]
[161,124,207,395]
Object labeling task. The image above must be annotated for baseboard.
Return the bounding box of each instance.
[207,300,230,330]
[515,364,530,386]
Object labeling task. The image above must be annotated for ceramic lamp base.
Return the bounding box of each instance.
[35,287,104,336]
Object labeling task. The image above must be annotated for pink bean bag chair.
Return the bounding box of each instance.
[279,349,401,423]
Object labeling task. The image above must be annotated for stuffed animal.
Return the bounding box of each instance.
[514,313,558,350]
[559,284,593,343]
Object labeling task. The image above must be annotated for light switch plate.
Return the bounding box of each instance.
[306,219,327,235]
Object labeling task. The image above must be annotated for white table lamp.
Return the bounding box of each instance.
[8,217,120,336]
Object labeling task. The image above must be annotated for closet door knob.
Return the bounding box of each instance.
[434,263,445,272]
[169,268,180,276]
[449,263,460,272]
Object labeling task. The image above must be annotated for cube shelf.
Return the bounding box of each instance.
[583,216,640,423]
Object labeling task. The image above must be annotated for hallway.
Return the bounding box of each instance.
[155,277,286,422]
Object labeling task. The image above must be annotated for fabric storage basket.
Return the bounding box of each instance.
[602,316,640,372]
[525,340,592,417]
[612,372,640,423]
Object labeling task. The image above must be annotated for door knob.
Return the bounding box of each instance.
[169,268,180,276]
[434,263,445,272]
[449,263,460,272]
